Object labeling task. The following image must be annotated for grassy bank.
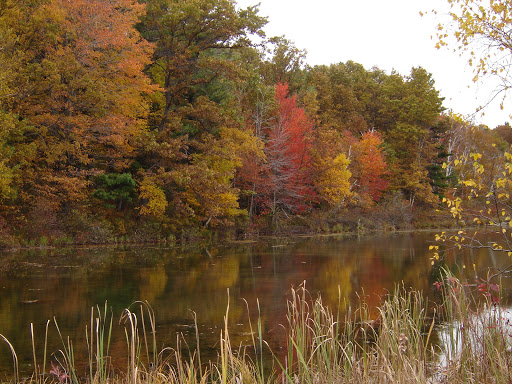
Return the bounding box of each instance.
[1,275,511,384]
[0,201,459,250]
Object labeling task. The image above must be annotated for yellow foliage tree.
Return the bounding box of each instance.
[138,178,168,217]
[178,126,265,227]
[314,153,352,207]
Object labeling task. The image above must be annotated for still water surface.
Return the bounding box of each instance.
[0,232,511,377]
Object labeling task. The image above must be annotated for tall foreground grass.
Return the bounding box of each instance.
[1,276,512,384]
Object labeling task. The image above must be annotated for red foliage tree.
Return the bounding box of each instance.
[259,83,316,214]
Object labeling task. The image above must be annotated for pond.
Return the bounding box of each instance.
[0,231,511,378]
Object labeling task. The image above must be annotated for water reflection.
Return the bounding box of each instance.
[435,305,512,381]
[0,232,511,377]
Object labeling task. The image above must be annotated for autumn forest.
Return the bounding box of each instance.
[1,0,510,246]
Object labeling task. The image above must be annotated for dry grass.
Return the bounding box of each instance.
[1,275,512,384]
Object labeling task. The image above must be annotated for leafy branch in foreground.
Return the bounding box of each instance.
[434,147,512,279]
[435,0,512,111]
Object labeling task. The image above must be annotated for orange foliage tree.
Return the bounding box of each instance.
[2,0,155,236]
[355,130,389,202]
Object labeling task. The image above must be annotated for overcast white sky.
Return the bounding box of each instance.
[236,0,511,128]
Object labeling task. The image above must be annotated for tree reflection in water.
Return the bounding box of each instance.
[0,232,511,376]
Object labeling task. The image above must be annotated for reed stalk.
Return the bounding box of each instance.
[0,333,18,383]
[86,302,113,384]
[54,318,79,384]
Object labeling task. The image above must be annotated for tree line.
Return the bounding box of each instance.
[0,0,510,245]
